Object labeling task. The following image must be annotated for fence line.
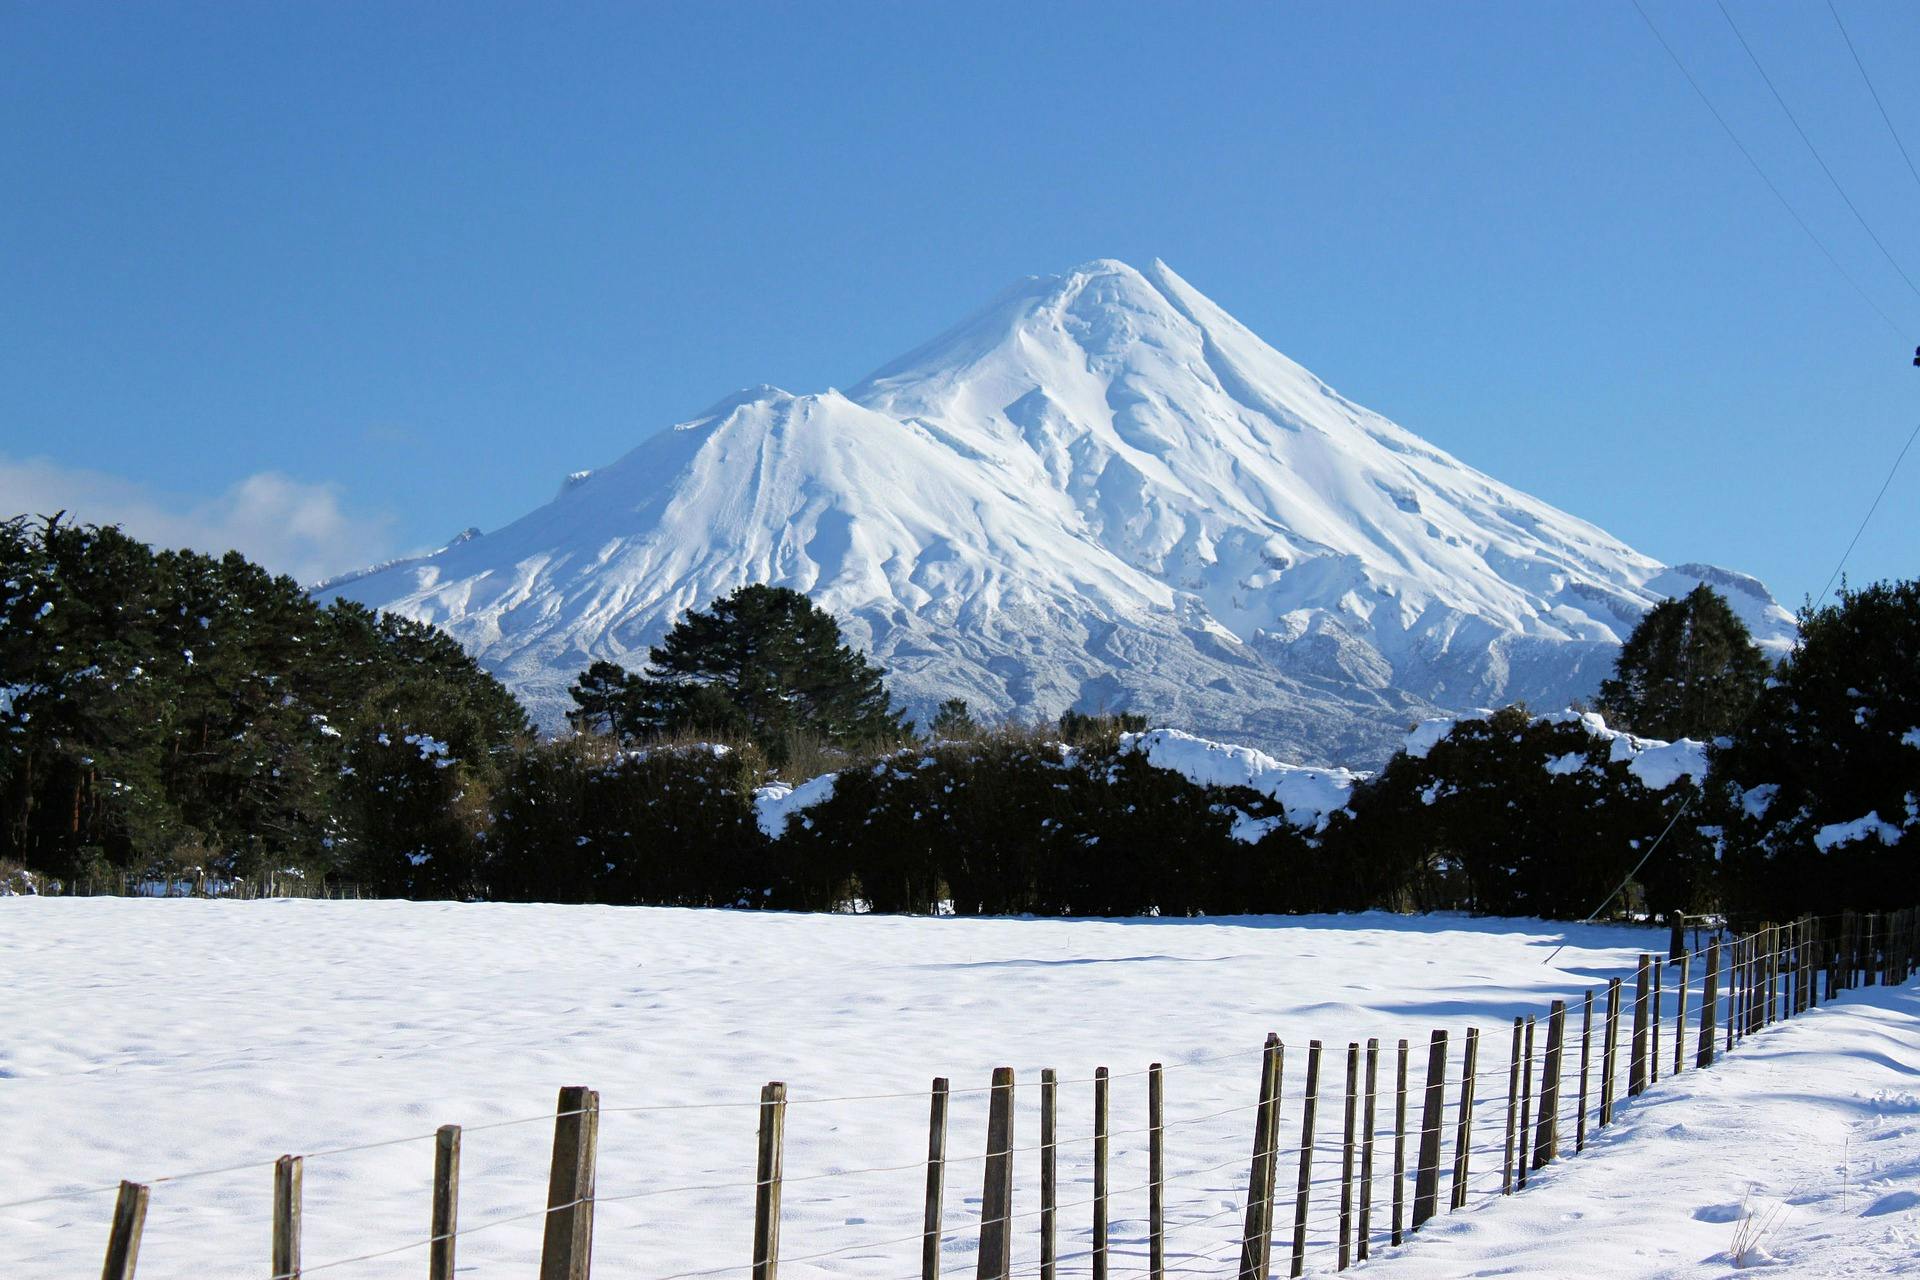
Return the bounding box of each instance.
[55,906,1920,1279]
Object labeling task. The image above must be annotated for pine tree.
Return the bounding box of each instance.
[632,585,905,762]
[567,660,642,736]
[930,697,977,738]
[1596,585,1770,741]
[1713,578,1920,918]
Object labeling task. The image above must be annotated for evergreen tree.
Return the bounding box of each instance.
[929,698,977,739]
[1058,709,1147,743]
[0,514,528,889]
[1713,578,1920,918]
[629,585,905,763]
[567,660,641,737]
[1596,585,1769,741]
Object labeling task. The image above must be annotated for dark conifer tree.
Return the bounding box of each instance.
[630,585,905,762]
[1596,584,1769,741]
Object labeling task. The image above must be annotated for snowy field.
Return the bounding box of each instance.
[2,900,1913,1279]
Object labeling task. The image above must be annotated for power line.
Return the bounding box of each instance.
[1548,409,1918,956]
[1814,417,1920,609]
[1714,0,1920,303]
[1626,0,1905,337]
[1824,0,1920,204]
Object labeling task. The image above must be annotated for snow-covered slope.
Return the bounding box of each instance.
[319,259,1794,764]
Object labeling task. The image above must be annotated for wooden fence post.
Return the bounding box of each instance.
[1517,1017,1535,1191]
[1501,1019,1521,1194]
[1450,1027,1479,1209]
[1534,1001,1565,1170]
[543,1086,600,1280]
[1599,979,1621,1126]
[1149,1063,1166,1280]
[1411,1030,1447,1228]
[924,1078,948,1280]
[1628,955,1651,1097]
[1339,1044,1358,1270]
[1698,937,1720,1069]
[1768,924,1781,1025]
[1040,1068,1057,1280]
[273,1155,302,1280]
[431,1125,461,1280]
[1289,1041,1321,1278]
[1673,952,1690,1077]
[1093,1067,1110,1280]
[976,1067,1014,1280]
[1359,1039,1378,1260]
[1238,1035,1282,1280]
[101,1181,149,1280]
[1797,921,1812,1013]
[1391,1039,1408,1247]
[1576,991,1593,1152]
[1651,960,1663,1084]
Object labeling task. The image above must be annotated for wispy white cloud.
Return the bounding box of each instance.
[0,456,402,586]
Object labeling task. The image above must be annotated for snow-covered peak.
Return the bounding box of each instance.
[321,257,1795,764]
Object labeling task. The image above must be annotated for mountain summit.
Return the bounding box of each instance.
[319,259,1793,764]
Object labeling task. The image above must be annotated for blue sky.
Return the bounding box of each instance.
[3,1,1917,602]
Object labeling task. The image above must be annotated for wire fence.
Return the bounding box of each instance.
[63,905,1920,1280]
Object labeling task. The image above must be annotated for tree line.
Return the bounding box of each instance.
[3,514,1914,923]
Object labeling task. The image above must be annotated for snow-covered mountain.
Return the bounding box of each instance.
[318,258,1794,765]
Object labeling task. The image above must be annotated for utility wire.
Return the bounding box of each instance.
[1814,418,1920,609]
[1824,0,1920,203]
[1569,7,1920,957]
[1714,0,1920,303]
[1627,0,1905,336]
[1548,406,1920,957]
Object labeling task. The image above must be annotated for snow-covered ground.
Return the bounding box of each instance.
[1360,980,1920,1279]
[2,900,1912,1279]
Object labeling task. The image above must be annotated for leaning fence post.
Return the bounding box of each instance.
[1093,1066,1110,1280]
[1599,979,1621,1126]
[1629,955,1651,1097]
[1339,1043,1358,1270]
[431,1125,461,1280]
[1576,991,1593,1152]
[1534,1001,1564,1169]
[542,1086,600,1280]
[976,1067,1015,1280]
[1450,1027,1479,1209]
[1391,1039,1408,1247]
[1040,1068,1057,1280]
[1289,1041,1322,1278]
[1149,1063,1166,1280]
[1698,937,1720,1068]
[1517,1017,1535,1191]
[924,1078,949,1280]
[1411,1030,1447,1228]
[101,1180,149,1280]
[273,1155,302,1280]
[1673,952,1690,1077]
[1238,1035,1282,1280]
[1359,1039,1378,1260]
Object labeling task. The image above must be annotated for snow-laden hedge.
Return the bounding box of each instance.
[474,706,1731,918]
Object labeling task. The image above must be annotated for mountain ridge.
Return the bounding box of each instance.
[319,258,1794,765]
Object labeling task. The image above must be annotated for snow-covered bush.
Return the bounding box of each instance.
[486,736,771,906]
[1713,580,1920,920]
[1343,706,1710,918]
